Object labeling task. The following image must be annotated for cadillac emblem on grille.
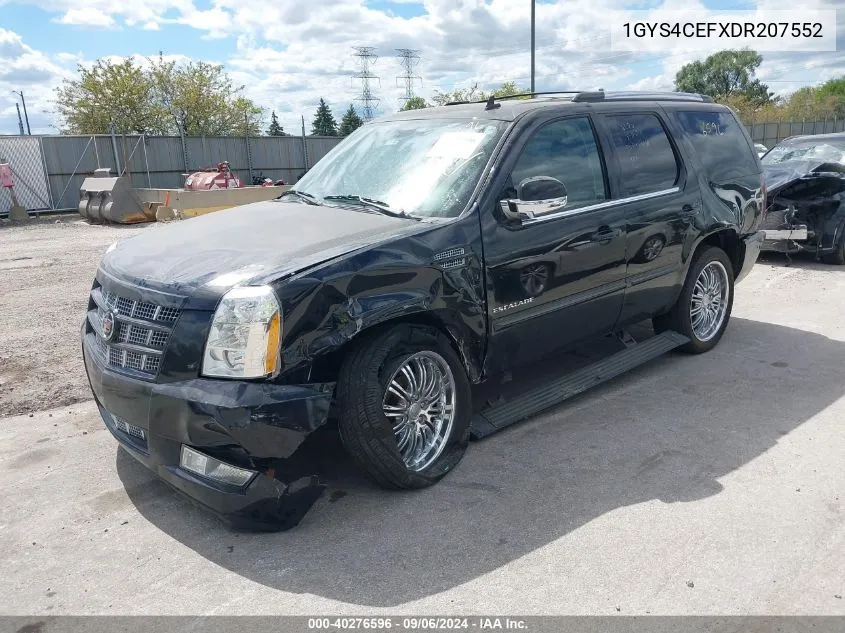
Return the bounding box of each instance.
[101,310,117,342]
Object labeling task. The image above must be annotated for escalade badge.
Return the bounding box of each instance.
[101,310,117,342]
[491,297,535,315]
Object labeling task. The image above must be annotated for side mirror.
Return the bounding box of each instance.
[500,176,568,221]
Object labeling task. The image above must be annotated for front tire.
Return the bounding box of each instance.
[654,246,734,354]
[336,324,472,489]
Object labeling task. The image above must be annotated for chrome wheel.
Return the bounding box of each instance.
[690,261,730,342]
[382,351,456,472]
[520,263,549,297]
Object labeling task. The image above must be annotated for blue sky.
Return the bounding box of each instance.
[1,0,843,135]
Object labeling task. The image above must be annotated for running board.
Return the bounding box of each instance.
[470,330,690,440]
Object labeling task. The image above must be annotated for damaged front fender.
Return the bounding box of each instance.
[273,217,488,385]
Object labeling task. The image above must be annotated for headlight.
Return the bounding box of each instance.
[201,285,282,379]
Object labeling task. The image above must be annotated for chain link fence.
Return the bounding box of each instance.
[0,136,52,213]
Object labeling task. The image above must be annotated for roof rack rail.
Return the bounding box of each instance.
[444,89,713,107]
[445,91,585,106]
[577,91,713,103]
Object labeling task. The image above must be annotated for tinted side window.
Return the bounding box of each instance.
[510,117,607,209]
[606,114,679,196]
[676,110,759,181]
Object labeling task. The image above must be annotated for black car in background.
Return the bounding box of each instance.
[760,133,845,264]
[82,91,765,530]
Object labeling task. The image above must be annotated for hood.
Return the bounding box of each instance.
[763,160,845,197]
[101,199,423,306]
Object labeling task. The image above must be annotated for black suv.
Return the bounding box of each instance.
[82,91,765,530]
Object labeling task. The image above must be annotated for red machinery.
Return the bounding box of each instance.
[184,162,243,191]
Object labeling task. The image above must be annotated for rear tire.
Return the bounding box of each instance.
[336,324,472,489]
[654,246,734,354]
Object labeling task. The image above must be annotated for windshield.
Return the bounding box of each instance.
[292,118,508,218]
[762,138,845,166]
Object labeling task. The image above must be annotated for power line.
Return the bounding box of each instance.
[352,46,380,121]
[396,48,422,105]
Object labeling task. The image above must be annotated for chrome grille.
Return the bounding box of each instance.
[88,283,181,379]
[150,331,168,348]
[100,287,180,323]
[116,322,169,350]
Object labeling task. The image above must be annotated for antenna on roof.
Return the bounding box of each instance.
[485,95,500,110]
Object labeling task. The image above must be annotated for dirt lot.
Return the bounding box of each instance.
[0,217,150,417]
[0,218,844,615]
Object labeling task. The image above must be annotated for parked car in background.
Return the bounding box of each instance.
[760,133,845,264]
[755,143,769,158]
[82,91,765,530]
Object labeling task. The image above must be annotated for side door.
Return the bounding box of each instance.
[482,114,627,373]
[593,109,700,326]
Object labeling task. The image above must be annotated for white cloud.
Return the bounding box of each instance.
[0,29,27,59]
[0,29,76,133]
[56,7,117,27]
[0,0,844,135]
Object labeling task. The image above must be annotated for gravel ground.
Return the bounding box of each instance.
[0,216,151,417]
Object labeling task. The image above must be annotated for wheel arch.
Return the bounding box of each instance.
[307,309,484,386]
[687,228,743,280]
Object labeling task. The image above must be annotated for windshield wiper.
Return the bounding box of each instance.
[323,194,421,220]
[278,189,321,205]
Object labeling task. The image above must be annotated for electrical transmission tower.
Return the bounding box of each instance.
[352,46,380,120]
[395,49,421,105]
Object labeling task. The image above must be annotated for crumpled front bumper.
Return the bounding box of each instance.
[82,327,333,531]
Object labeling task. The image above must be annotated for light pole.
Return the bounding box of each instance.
[11,90,31,135]
[530,0,535,93]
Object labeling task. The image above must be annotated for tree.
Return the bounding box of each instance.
[430,81,528,106]
[149,56,263,136]
[230,98,264,136]
[266,110,285,136]
[431,83,484,106]
[338,104,364,136]
[54,55,264,136]
[54,58,169,134]
[311,98,338,136]
[490,81,527,98]
[808,77,845,118]
[401,96,428,110]
[675,49,772,104]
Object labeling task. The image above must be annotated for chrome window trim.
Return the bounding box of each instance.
[521,187,681,226]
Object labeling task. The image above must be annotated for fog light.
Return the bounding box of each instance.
[180,445,256,487]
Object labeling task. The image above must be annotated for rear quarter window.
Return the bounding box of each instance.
[675,110,759,181]
[605,113,680,196]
